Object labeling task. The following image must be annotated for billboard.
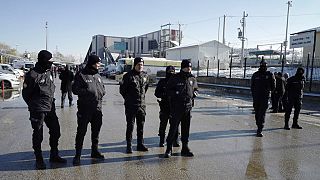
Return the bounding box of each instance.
[290,31,315,48]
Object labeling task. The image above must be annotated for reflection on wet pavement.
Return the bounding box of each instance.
[0,89,21,101]
[245,139,267,179]
[0,78,319,179]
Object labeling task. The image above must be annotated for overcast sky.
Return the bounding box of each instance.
[1,0,319,59]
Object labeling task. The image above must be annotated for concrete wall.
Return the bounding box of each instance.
[197,76,250,87]
[197,76,320,93]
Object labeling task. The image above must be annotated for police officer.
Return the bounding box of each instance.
[120,57,149,153]
[59,64,74,108]
[251,59,275,137]
[155,66,180,147]
[164,59,198,158]
[281,73,290,112]
[22,50,67,170]
[284,67,305,130]
[72,55,106,165]
[272,72,286,113]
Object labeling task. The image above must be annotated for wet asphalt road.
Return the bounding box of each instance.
[0,77,319,180]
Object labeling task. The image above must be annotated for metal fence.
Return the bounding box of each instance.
[194,57,320,93]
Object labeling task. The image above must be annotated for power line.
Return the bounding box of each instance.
[182,13,320,26]
[249,13,320,18]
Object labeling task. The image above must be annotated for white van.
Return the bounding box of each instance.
[12,59,35,72]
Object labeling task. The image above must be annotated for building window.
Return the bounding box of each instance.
[141,41,143,51]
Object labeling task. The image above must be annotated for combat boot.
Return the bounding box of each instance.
[126,142,133,154]
[91,145,104,159]
[73,149,81,166]
[291,124,303,129]
[159,136,165,147]
[256,128,263,137]
[137,139,148,151]
[292,119,302,129]
[284,120,290,130]
[164,145,172,158]
[181,143,194,157]
[181,143,193,157]
[50,149,67,163]
[137,143,149,152]
[35,154,46,170]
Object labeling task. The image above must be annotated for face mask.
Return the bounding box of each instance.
[259,66,267,71]
[166,72,174,78]
[296,72,303,77]
[45,62,53,70]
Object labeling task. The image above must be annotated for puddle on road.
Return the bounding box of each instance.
[0,89,21,101]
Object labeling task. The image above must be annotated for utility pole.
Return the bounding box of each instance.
[283,1,292,67]
[15,44,19,53]
[216,17,221,70]
[238,11,248,68]
[223,15,226,45]
[178,22,181,46]
[178,22,185,46]
[45,21,48,50]
[160,23,171,58]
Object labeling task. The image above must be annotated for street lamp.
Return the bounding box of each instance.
[15,44,19,53]
[45,21,48,50]
[283,1,292,72]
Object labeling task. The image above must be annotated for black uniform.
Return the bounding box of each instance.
[59,66,74,107]
[251,67,275,136]
[155,76,179,146]
[165,70,198,155]
[22,50,66,169]
[120,69,149,150]
[284,69,305,129]
[72,60,106,163]
[272,73,286,113]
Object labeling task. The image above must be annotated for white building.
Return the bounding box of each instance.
[88,29,181,65]
[166,40,230,69]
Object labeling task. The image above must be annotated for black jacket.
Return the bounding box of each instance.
[275,76,286,96]
[155,77,170,102]
[72,66,105,111]
[119,70,149,108]
[251,69,276,101]
[166,71,198,109]
[59,69,74,92]
[155,77,171,111]
[22,63,55,112]
[286,75,305,99]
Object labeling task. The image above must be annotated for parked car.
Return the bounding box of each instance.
[0,72,21,89]
[0,64,20,78]
[98,63,105,75]
[103,64,116,78]
[13,69,24,77]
